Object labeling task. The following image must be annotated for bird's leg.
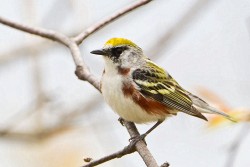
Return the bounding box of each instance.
[144,120,164,136]
[129,120,164,144]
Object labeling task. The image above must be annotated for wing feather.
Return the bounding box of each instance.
[132,60,207,120]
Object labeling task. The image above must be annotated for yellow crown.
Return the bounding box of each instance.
[104,38,138,48]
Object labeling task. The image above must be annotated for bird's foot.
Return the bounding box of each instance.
[129,133,147,145]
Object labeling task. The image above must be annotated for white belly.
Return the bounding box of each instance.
[101,73,164,124]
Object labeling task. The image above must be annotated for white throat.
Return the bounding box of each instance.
[103,57,119,75]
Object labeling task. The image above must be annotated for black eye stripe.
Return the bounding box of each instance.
[111,46,127,58]
[112,47,123,56]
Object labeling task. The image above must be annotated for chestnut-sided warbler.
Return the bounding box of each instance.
[91,38,234,137]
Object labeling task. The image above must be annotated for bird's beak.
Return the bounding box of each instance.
[90,49,107,56]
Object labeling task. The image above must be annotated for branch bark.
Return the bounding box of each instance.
[0,1,161,167]
[123,121,159,167]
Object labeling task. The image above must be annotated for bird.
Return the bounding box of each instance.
[90,37,234,140]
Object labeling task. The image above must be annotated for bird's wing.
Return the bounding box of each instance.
[132,60,207,120]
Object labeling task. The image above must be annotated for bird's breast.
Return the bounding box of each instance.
[101,71,166,123]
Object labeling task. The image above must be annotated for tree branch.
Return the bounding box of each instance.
[0,1,161,166]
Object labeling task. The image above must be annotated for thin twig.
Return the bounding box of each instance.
[73,0,152,45]
[82,142,136,167]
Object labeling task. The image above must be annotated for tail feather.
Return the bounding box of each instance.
[188,93,236,122]
[190,106,208,121]
[193,104,236,122]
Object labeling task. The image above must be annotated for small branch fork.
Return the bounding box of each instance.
[82,120,161,167]
[0,0,169,167]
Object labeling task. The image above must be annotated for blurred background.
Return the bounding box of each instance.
[0,0,250,167]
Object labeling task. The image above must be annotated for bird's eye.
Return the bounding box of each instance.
[112,47,124,58]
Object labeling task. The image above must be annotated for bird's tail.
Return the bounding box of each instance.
[188,93,236,122]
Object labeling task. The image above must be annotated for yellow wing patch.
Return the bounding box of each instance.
[158,89,171,94]
[134,79,158,87]
[104,38,138,48]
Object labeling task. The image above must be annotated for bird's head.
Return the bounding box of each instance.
[91,38,145,72]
